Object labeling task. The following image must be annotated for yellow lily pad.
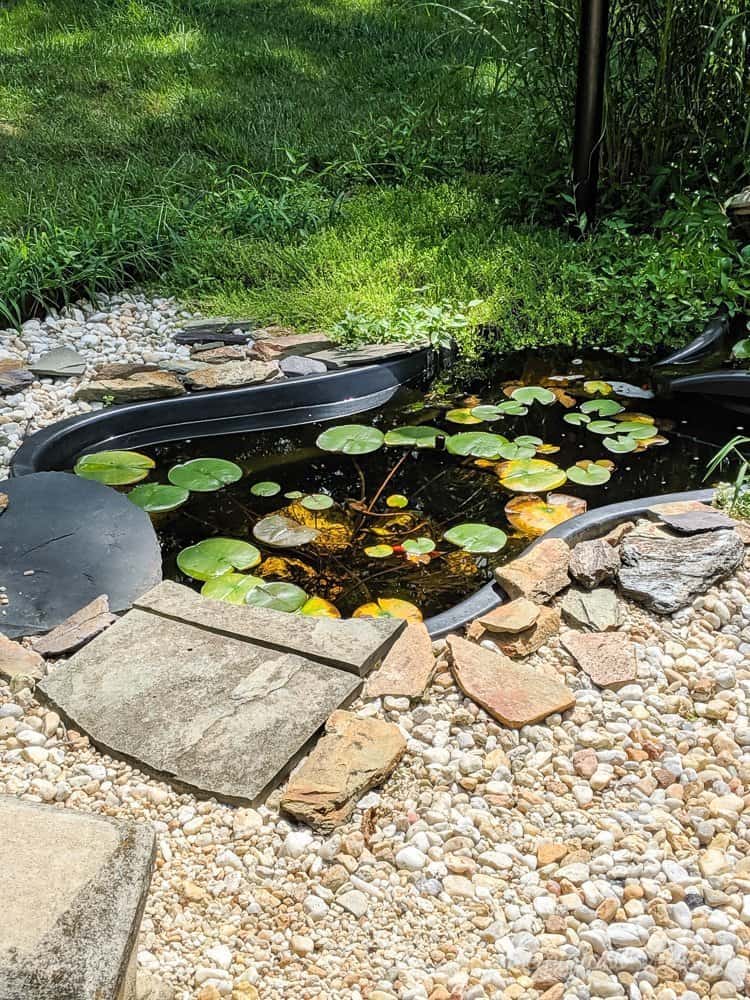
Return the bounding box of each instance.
[504,493,587,537]
[352,598,423,622]
[497,458,567,493]
[300,596,341,618]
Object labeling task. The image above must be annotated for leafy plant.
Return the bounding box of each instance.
[128,483,189,513]
[444,522,508,553]
[706,435,750,517]
[316,424,384,455]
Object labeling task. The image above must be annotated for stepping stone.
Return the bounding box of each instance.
[0,633,44,682]
[0,795,155,1000]
[569,538,620,590]
[280,354,328,377]
[281,710,406,831]
[475,597,540,634]
[468,606,560,658]
[657,509,737,534]
[618,524,744,614]
[446,635,574,728]
[306,342,423,369]
[366,622,435,698]
[0,473,161,639]
[562,631,637,689]
[39,609,362,805]
[136,581,402,676]
[561,587,624,632]
[32,595,116,657]
[75,370,185,402]
[494,538,570,603]
[29,347,86,378]
[174,317,257,344]
[184,360,280,390]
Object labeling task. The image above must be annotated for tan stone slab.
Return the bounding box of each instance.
[32,595,116,657]
[446,635,574,728]
[494,538,570,602]
[561,630,637,689]
[475,597,540,634]
[366,623,435,699]
[468,606,560,658]
[281,710,406,831]
[0,632,44,681]
[185,360,280,390]
[75,370,185,402]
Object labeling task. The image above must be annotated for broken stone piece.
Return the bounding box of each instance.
[0,633,45,682]
[561,587,624,632]
[469,606,560,658]
[280,355,328,377]
[32,595,116,657]
[30,347,86,378]
[601,520,635,547]
[188,345,246,364]
[75,370,185,402]
[174,317,257,344]
[0,368,33,394]
[657,508,737,534]
[569,538,620,590]
[475,597,540,634]
[562,631,637,689]
[494,538,570,602]
[281,711,406,831]
[366,623,436,699]
[446,635,574,728]
[185,360,280,391]
[92,362,159,379]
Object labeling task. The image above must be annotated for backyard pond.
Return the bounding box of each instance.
[73,349,744,622]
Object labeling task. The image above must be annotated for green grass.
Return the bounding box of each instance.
[0,0,746,350]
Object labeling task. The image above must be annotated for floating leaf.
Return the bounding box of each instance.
[580,398,624,417]
[498,459,567,493]
[253,514,320,547]
[352,598,423,622]
[593,459,615,472]
[177,537,262,581]
[201,573,264,604]
[284,490,304,500]
[583,380,613,395]
[386,494,409,508]
[316,423,384,455]
[603,434,638,454]
[446,408,482,425]
[75,449,154,486]
[510,386,556,406]
[470,405,506,421]
[505,493,587,537]
[250,481,281,497]
[496,441,537,461]
[587,419,620,435]
[613,411,655,424]
[446,431,509,459]
[496,400,528,416]
[245,581,309,613]
[636,434,668,450]
[564,412,591,426]
[384,425,442,448]
[301,493,334,511]
[365,544,395,558]
[536,443,560,455]
[612,420,658,440]
[402,537,435,555]
[733,338,750,359]
[515,435,543,447]
[300,596,341,618]
[566,462,611,486]
[168,458,242,492]
[127,483,189,513]
[551,388,577,408]
[444,522,508,554]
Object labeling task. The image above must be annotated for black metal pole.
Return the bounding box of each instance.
[572,0,610,225]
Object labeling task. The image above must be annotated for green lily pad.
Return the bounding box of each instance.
[301,493,334,511]
[316,423,384,455]
[733,338,750,359]
[470,405,506,421]
[564,412,591,426]
[444,522,508,554]
[510,386,556,406]
[580,398,624,417]
[245,581,309,613]
[168,458,243,492]
[74,449,155,486]
[364,544,395,558]
[498,458,567,493]
[127,483,189,513]
[253,514,320,548]
[603,434,638,454]
[497,442,537,461]
[515,435,543,447]
[386,494,409,508]
[250,481,281,497]
[446,431,509,459]
[612,420,658,439]
[496,400,528,416]
[446,408,482,424]
[587,419,620,435]
[566,463,611,486]
[284,490,304,500]
[402,537,435,555]
[177,537,262,581]
[384,425,442,448]
[200,573,264,604]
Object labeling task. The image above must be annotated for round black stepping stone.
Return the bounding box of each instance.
[0,472,162,639]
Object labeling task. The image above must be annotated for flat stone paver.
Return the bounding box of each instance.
[135,580,404,676]
[0,795,154,1000]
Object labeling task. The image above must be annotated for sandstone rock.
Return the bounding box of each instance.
[531,961,570,991]
[75,370,185,402]
[281,711,406,831]
[0,633,44,682]
[255,332,333,356]
[475,597,540,634]
[618,524,744,614]
[446,635,574,728]
[562,631,637,689]
[366,623,435,699]
[494,538,570,602]
[92,362,159,379]
[657,508,737,534]
[470,606,560,657]
[601,520,635,546]
[561,587,624,632]
[185,360,280,391]
[569,538,620,589]
[537,842,568,866]
[188,345,246,364]
[648,499,714,517]
[32,595,116,657]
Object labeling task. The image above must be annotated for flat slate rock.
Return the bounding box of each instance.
[657,509,737,534]
[29,348,86,378]
[0,473,162,639]
[561,587,625,632]
[475,597,540,634]
[468,605,560,657]
[562,630,637,689]
[40,609,362,805]
[184,360,280,391]
[306,342,423,369]
[280,354,328,377]
[366,622,435,699]
[0,368,33,394]
[0,795,155,1000]
[32,595,116,657]
[135,580,403,676]
[494,538,570,603]
[75,370,185,402]
[173,317,257,344]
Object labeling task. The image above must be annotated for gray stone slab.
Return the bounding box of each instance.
[0,795,155,1000]
[306,342,424,369]
[39,609,362,804]
[135,580,404,676]
[30,347,86,378]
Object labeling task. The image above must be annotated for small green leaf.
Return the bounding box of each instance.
[177,538,262,581]
[402,537,435,555]
[733,338,750,359]
[301,493,334,511]
[245,581,309,613]
[566,464,611,486]
[564,412,591,426]
[587,419,620,435]
[316,424,384,455]
[470,405,506,421]
[284,490,304,500]
[444,523,508,554]
[498,459,567,493]
[384,425,442,448]
[446,431,509,459]
[386,494,409,508]
[250,481,281,497]
[127,483,189,513]
[496,400,528,416]
[510,386,556,406]
[514,435,543,447]
[613,421,658,439]
[168,458,242,492]
[253,514,320,547]
[603,435,638,453]
[580,398,624,417]
[496,442,537,461]
[201,573,264,604]
[75,449,154,486]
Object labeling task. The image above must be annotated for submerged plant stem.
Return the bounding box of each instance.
[365,453,410,514]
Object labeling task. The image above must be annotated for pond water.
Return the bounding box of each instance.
[91,347,741,623]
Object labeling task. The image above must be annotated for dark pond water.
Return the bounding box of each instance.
[127,347,747,621]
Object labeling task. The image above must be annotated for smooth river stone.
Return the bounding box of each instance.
[494,538,570,603]
[446,635,574,728]
[475,597,540,634]
[562,630,637,689]
[366,622,436,699]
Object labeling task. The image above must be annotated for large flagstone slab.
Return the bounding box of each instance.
[39,609,361,805]
[0,796,154,1000]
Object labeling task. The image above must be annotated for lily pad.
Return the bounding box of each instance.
[253,514,320,548]
[284,490,304,500]
[583,380,613,395]
[316,423,384,455]
[446,408,482,425]
[510,385,556,406]
[580,398,624,417]
[75,449,155,486]
[515,435,543,447]
[177,537,262,581]
[495,400,528,416]
[505,493,587,537]
[127,483,189,513]
[603,434,638,454]
[301,493,334,511]
[497,458,567,493]
[245,581,309,613]
[168,458,243,492]
[443,522,508,554]
[563,412,591,426]
[352,598,423,622]
[566,462,611,486]
[402,537,435,555]
[384,425,442,448]
[612,420,658,439]
[364,544,395,558]
[200,573,264,604]
[536,443,560,455]
[586,419,620,435]
[250,481,281,497]
[386,494,409,509]
[496,441,537,461]
[446,431,509,459]
[300,596,341,618]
